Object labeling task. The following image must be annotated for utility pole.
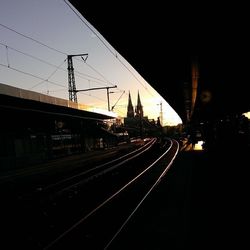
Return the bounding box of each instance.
[76,85,117,111]
[160,101,163,126]
[107,87,111,111]
[157,101,163,125]
[67,53,88,103]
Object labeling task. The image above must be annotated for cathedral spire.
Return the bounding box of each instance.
[127,91,134,117]
[135,91,143,118]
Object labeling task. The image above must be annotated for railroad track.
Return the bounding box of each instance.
[0,138,179,250]
[43,138,179,250]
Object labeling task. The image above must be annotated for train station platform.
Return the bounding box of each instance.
[0,83,120,170]
[108,142,249,249]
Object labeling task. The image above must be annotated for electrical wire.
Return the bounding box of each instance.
[29,59,66,90]
[0,41,111,87]
[0,65,126,117]
[0,22,129,110]
[111,91,125,111]
[63,0,116,58]
[0,62,66,88]
[84,61,113,86]
[63,0,154,97]
[0,41,63,67]
[1,20,127,96]
[0,23,117,90]
[0,23,66,55]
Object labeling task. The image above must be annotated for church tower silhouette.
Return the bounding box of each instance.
[135,91,144,118]
[127,91,134,118]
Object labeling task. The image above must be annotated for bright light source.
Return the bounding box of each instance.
[194,140,204,150]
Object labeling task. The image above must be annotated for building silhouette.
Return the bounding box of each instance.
[135,91,144,118]
[124,91,160,137]
[127,91,134,118]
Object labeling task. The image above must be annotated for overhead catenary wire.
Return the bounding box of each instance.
[84,61,114,86]
[29,59,67,90]
[0,61,114,105]
[74,69,110,85]
[0,23,117,89]
[0,41,111,87]
[0,23,66,55]
[63,0,155,98]
[0,62,66,88]
[0,21,131,114]
[0,41,64,67]
[111,90,125,111]
[1,45,129,112]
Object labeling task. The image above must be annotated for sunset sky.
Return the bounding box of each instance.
[0,0,182,125]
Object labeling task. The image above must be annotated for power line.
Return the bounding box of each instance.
[0,23,116,89]
[0,41,63,67]
[0,22,130,109]
[74,69,110,85]
[29,59,66,90]
[63,0,116,58]
[0,61,110,104]
[111,90,125,111]
[0,41,111,87]
[0,45,124,105]
[84,61,113,86]
[63,0,154,97]
[0,62,66,88]
[0,23,66,55]
[1,20,131,115]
